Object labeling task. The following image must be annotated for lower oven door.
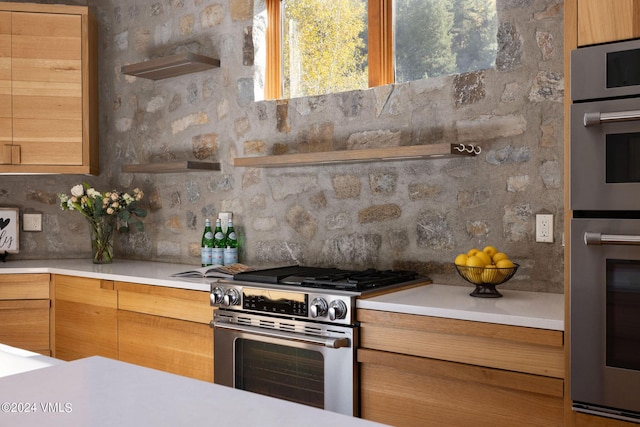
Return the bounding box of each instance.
[213,310,357,416]
[571,218,640,421]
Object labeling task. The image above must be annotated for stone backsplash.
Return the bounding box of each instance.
[1,0,564,293]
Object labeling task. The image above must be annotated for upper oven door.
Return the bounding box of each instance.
[571,218,640,416]
[571,96,640,211]
[572,38,640,102]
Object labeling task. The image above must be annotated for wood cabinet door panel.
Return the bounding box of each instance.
[11,13,81,60]
[0,299,49,353]
[358,309,564,378]
[0,274,50,299]
[54,299,117,361]
[115,281,212,324]
[577,0,640,45]
[54,275,117,361]
[118,310,214,382]
[54,275,116,307]
[360,361,563,427]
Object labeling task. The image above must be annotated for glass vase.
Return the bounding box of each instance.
[89,216,115,264]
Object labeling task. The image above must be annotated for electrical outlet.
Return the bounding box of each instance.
[536,214,553,243]
[23,213,42,232]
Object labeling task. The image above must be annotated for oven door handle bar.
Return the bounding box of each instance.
[584,110,640,127]
[584,232,640,246]
[212,322,351,349]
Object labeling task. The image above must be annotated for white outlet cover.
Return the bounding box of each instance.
[23,213,42,232]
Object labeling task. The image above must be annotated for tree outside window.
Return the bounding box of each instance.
[266,0,497,99]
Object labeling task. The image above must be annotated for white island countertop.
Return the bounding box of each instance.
[0,353,385,427]
[357,284,564,331]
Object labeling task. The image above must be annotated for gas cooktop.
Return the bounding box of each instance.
[232,265,420,292]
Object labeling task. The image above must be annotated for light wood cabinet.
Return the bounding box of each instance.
[0,274,50,355]
[0,3,97,174]
[53,275,117,361]
[115,282,213,382]
[357,309,565,427]
[577,0,640,46]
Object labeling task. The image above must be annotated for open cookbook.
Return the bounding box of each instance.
[171,263,255,279]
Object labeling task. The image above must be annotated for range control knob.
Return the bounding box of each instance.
[309,298,328,318]
[223,288,240,306]
[328,300,348,321]
[211,287,225,305]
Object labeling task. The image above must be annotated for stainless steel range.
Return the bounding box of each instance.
[209,265,428,416]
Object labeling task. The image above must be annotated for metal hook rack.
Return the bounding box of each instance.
[451,143,482,156]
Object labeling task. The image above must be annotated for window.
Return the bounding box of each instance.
[265,0,497,99]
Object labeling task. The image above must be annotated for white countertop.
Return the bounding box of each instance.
[357,284,564,331]
[0,259,214,291]
[1,259,564,330]
[0,354,384,427]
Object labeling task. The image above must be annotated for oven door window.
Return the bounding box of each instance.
[234,338,324,409]
[606,133,640,183]
[607,259,640,370]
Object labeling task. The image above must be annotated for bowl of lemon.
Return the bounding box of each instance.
[453,246,518,298]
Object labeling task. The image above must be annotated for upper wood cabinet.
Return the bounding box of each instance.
[0,3,97,175]
[578,0,640,46]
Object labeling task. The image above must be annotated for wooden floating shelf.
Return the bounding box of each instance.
[122,161,221,173]
[233,144,479,168]
[121,52,220,80]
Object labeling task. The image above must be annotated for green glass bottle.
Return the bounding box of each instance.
[201,218,214,267]
[212,218,225,265]
[223,219,238,265]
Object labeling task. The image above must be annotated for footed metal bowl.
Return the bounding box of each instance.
[454,264,519,298]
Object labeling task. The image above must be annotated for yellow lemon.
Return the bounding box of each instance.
[474,251,492,266]
[465,256,484,283]
[492,252,509,263]
[454,253,469,266]
[467,248,480,257]
[482,245,498,258]
[465,256,484,267]
[482,265,498,283]
[496,259,515,269]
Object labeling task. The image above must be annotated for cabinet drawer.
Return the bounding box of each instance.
[115,282,212,324]
[54,275,116,308]
[0,274,49,299]
[358,309,564,378]
[0,299,49,352]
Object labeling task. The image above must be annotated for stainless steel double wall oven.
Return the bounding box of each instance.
[571,38,640,422]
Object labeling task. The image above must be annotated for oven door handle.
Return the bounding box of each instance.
[584,110,640,127]
[584,232,640,246]
[212,321,351,349]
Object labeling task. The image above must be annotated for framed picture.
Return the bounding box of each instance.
[0,208,19,253]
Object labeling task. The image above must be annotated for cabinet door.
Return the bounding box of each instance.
[118,310,214,382]
[0,274,50,354]
[578,0,640,46]
[359,348,564,427]
[0,11,10,164]
[0,300,49,353]
[54,275,117,361]
[11,12,83,166]
[115,281,214,382]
